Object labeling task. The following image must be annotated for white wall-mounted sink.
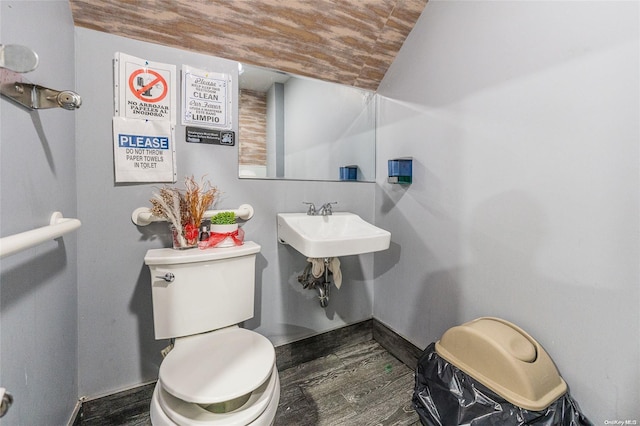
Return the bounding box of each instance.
[277,212,391,258]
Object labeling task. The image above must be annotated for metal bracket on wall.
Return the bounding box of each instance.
[1,68,82,110]
[0,44,81,111]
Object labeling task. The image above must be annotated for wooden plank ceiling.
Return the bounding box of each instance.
[69,0,427,91]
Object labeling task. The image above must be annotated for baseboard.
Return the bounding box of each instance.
[67,400,83,426]
[372,319,423,370]
[274,319,373,370]
[75,382,156,425]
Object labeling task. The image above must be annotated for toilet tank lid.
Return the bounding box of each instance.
[144,241,260,265]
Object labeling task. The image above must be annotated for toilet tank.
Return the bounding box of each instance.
[144,241,261,339]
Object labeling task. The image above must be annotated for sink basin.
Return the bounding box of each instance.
[277,212,391,257]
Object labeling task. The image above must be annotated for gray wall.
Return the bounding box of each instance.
[2,1,638,424]
[374,1,639,422]
[284,77,375,181]
[75,28,376,398]
[0,1,78,425]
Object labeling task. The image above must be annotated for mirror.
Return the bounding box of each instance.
[238,64,376,182]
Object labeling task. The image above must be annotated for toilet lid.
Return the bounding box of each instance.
[159,328,275,404]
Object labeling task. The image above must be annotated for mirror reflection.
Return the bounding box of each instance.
[238,64,376,182]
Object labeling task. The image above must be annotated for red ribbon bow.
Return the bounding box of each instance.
[184,223,199,242]
[198,227,245,249]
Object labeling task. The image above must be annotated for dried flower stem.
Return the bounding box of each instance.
[184,175,218,226]
[150,187,185,244]
[149,176,219,248]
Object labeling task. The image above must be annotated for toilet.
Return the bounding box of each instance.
[144,241,280,425]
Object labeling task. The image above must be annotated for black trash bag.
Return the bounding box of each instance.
[412,343,593,426]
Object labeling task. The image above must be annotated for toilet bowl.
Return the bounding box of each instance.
[151,366,280,426]
[144,242,280,425]
[150,327,280,425]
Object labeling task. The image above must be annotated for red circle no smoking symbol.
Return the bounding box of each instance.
[128,69,168,103]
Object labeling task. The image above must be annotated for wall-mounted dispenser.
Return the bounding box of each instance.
[388,157,412,184]
[339,165,358,181]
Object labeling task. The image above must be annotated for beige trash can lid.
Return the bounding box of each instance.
[435,317,567,411]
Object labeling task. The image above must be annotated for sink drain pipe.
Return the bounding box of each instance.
[318,259,331,307]
[297,257,333,308]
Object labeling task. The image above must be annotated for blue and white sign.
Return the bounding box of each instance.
[118,134,170,149]
[113,117,176,183]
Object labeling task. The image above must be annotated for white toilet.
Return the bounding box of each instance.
[144,241,280,425]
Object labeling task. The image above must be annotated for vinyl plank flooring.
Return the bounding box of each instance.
[80,339,420,426]
[275,340,420,426]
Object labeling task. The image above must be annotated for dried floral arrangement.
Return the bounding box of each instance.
[150,176,218,247]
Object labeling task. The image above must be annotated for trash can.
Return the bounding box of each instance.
[412,317,592,425]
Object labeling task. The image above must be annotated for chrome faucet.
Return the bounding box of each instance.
[303,201,338,215]
[303,202,317,215]
[318,202,337,216]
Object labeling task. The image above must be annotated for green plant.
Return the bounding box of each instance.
[211,211,236,225]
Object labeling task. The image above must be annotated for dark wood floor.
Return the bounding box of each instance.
[80,339,420,426]
[276,339,419,426]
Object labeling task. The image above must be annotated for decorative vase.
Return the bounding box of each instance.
[171,224,198,250]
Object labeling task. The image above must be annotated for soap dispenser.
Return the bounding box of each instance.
[388,158,412,184]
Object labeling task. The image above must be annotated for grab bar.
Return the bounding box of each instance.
[131,204,254,226]
[0,212,82,258]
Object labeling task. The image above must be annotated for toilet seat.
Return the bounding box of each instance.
[152,364,280,426]
[160,328,276,404]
